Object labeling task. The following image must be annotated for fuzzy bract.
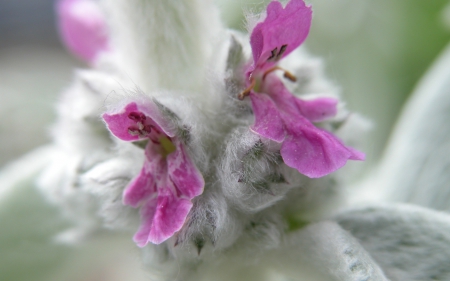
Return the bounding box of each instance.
[245,0,364,178]
[57,0,110,63]
[103,101,204,246]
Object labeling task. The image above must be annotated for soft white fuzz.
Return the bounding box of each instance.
[100,0,223,97]
[335,204,450,281]
[36,1,375,280]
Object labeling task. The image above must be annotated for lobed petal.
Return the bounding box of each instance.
[122,145,164,207]
[147,189,193,245]
[103,102,143,141]
[138,100,177,138]
[250,0,312,70]
[167,141,204,199]
[280,113,364,178]
[249,92,285,142]
[122,167,155,208]
[295,97,338,122]
[103,102,175,141]
[129,143,199,246]
[263,75,338,122]
[57,0,110,63]
[262,75,303,116]
[133,196,158,247]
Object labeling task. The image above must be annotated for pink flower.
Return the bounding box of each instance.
[57,0,110,64]
[242,0,364,178]
[103,102,204,246]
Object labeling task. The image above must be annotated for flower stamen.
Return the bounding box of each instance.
[262,66,297,82]
[238,78,256,100]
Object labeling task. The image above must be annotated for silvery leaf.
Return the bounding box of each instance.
[335,203,450,281]
[268,221,388,281]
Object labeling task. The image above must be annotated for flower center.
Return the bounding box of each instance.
[159,136,176,157]
[127,111,161,139]
[238,66,297,100]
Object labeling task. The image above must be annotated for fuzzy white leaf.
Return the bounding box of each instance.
[335,203,450,281]
[267,221,388,281]
[354,43,450,208]
[101,0,223,97]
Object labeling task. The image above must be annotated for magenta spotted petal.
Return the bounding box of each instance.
[103,101,204,246]
[250,0,312,70]
[167,142,205,199]
[133,196,158,247]
[57,0,110,63]
[144,192,193,245]
[133,182,193,246]
[250,75,364,178]
[103,102,175,141]
[122,145,163,207]
[243,0,363,178]
[123,166,156,208]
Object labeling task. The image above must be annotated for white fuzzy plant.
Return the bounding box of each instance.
[3,0,450,281]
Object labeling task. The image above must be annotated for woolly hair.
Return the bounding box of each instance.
[38,2,369,279]
[100,0,223,97]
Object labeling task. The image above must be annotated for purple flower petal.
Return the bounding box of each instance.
[106,101,204,246]
[262,75,338,123]
[57,0,110,63]
[167,141,204,199]
[250,0,312,70]
[261,75,302,116]
[122,145,163,207]
[147,192,193,245]
[123,167,156,208]
[133,196,158,247]
[280,113,364,178]
[295,97,338,122]
[134,184,193,246]
[103,102,175,142]
[103,103,142,141]
[249,92,285,142]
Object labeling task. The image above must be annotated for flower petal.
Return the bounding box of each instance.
[250,0,312,70]
[133,188,192,247]
[103,102,175,142]
[122,167,155,208]
[249,92,285,142]
[280,114,364,178]
[296,97,338,122]
[57,0,110,63]
[148,190,193,245]
[103,102,142,141]
[130,143,197,246]
[261,75,303,116]
[133,185,194,246]
[167,141,204,199]
[133,196,158,247]
[122,145,163,207]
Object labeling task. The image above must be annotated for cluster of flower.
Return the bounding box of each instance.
[41,0,367,278]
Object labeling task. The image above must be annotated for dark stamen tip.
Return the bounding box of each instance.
[128,111,146,122]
